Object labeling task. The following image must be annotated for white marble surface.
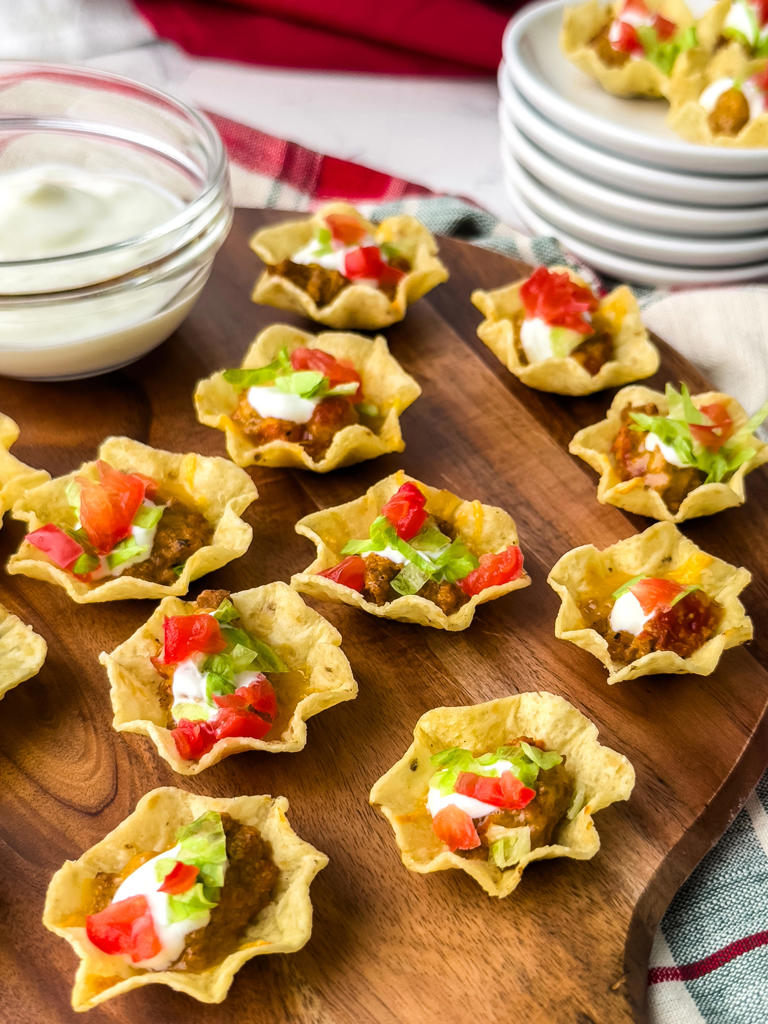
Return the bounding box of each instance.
[87,42,516,223]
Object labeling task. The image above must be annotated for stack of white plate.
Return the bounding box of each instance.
[500,0,768,287]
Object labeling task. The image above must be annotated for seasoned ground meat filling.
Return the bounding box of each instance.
[269,253,411,304]
[178,814,279,972]
[474,737,573,852]
[361,552,470,614]
[591,26,630,66]
[270,258,349,307]
[707,87,750,136]
[611,403,706,513]
[122,496,213,586]
[232,391,359,460]
[570,331,614,376]
[581,588,723,664]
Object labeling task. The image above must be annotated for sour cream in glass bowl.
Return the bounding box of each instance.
[0,63,233,380]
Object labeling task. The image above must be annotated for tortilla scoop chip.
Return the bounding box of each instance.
[0,602,47,698]
[569,385,768,521]
[666,46,768,146]
[291,470,531,631]
[101,582,358,774]
[547,521,752,684]
[249,201,448,329]
[7,437,258,602]
[369,691,635,898]
[560,0,696,98]
[0,411,50,518]
[43,787,328,1011]
[471,267,659,395]
[194,324,421,472]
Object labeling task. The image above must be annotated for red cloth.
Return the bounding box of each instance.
[134,0,511,76]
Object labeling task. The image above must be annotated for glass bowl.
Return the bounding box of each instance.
[0,62,233,380]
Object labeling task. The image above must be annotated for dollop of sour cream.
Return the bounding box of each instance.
[171,654,266,723]
[427,759,516,820]
[246,385,320,424]
[609,590,653,635]
[643,431,687,468]
[291,232,376,273]
[110,844,217,970]
[519,316,589,363]
[723,0,767,47]
[0,165,180,262]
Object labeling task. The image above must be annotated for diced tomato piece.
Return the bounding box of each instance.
[689,402,734,450]
[758,0,768,27]
[213,708,273,741]
[431,805,480,851]
[162,613,227,664]
[171,718,218,761]
[85,895,162,964]
[26,523,84,570]
[213,675,278,722]
[454,771,536,809]
[499,771,537,809]
[519,267,598,333]
[77,462,151,555]
[378,262,406,290]
[630,577,685,615]
[318,554,366,591]
[381,482,427,541]
[325,212,367,246]
[455,771,505,806]
[290,346,362,400]
[459,544,524,596]
[344,245,386,281]
[158,861,199,895]
[653,13,676,39]
[611,20,643,53]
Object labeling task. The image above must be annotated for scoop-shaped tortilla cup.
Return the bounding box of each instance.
[472,267,659,395]
[291,470,531,631]
[101,582,358,774]
[250,201,448,329]
[43,787,328,1011]
[0,412,49,518]
[369,691,635,898]
[561,0,698,98]
[569,385,768,521]
[0,602,47,699]
[7,436,257,602]
[194,324,421,472]
[547,521,752,684]
[666,45,768,146]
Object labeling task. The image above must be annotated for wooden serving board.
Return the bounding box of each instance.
[1,209,767,1024]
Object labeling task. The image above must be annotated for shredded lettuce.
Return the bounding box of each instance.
[629,383,768,484]
[489,828,532,868]
[222,345,358,401]
[152,811,229,924]
[636,24,696,75]
[72,552,99,575]
[341,516,478,594]
[611,574,645,600]
[429,742,562,797]
[210,598,240,624]
[107,536,148,569]
[132,503,164,530]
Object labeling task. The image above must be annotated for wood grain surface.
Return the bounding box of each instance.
[1,208,766,1024]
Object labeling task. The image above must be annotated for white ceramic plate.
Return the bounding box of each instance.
[498,64,768,207]
[507,187,768,287]
[503,0,768,174]
[502,151,768,266]
[500,112,768,237]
